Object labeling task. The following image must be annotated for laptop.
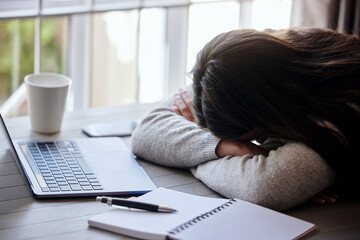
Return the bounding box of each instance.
[0,114,156,198]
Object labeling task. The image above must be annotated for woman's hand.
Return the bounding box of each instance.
[310,190,339,204]
[171,88,196,122]
[216,139,269,158]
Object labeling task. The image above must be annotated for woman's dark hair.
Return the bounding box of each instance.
[192,28,360,190]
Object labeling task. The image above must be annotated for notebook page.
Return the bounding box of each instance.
[88,188,228,240]
[170,198,316,240]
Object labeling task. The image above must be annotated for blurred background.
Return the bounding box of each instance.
[0,0,358,118]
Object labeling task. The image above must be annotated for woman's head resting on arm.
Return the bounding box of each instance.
[191,28,360,190]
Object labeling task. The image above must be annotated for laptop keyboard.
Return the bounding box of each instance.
[20,141,103,192]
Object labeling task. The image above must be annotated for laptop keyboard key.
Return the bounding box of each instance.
[92,186,103,190]
[68,180,78,184]
[70,184,82,191]
[60,185,71,191]
[45,180,57,184]
[53,173,63,177]
[57,182,69,186]
[55,177,66,182]
[49,187,61,192]
[79,181,90,186]
[81,186,93,191]
[65,177,76,181]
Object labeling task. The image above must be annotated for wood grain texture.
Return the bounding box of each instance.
[0,103,359,240]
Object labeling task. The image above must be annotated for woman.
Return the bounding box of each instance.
[131,28,360,211]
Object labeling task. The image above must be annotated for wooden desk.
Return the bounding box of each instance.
[0,104,359,240]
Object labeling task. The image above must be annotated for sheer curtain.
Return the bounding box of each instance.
[291,0,360,36]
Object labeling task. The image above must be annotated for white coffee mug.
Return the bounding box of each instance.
[25,73,72,134]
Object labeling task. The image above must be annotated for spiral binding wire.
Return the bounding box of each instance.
[166,199,237,238]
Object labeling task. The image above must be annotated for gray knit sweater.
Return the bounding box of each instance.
[131,98,337,211]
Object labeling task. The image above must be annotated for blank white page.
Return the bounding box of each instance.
[170,198,316,240]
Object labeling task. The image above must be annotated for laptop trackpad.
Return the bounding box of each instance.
[84,152,152,189]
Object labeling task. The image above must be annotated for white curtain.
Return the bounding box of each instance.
[291,0,360,36]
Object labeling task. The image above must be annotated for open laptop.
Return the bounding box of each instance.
[0,114,156,198]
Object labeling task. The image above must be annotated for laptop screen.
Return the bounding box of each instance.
[0,114,21,162]
[0,114,31,190]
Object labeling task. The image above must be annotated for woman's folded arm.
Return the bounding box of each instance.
[191,142,337,211]
[131,98,220,168]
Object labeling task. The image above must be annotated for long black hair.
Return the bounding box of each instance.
[192,28,360,191]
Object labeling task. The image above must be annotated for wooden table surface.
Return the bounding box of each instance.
[0,103,359,240]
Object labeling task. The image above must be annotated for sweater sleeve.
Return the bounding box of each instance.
[131,98,220,168]
[191,142,337,211]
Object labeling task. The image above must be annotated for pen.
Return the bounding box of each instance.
[96,196,177,213]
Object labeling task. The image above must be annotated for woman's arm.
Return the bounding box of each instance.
[191,142,337,211]
[131,97,220,168]
[215,139,269,158]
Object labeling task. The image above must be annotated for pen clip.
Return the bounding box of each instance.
[97,196,114,206]
[106,197,113,206]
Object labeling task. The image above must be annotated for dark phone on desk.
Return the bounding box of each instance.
[82,121,138,137]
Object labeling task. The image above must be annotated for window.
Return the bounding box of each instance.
[187,1,241,74]
[138,8,166,103]
[251,0,292,30]
[91,8,166,107]
[0,0,293,117]
[92,10,139,107]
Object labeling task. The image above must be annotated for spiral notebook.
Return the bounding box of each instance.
[88,188,316,240]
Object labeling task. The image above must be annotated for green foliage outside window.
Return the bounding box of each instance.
[41,17,67,74]
[0,17,66,106]
[0,19,35,105]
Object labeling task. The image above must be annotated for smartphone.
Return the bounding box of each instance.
[82,121,138,137]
